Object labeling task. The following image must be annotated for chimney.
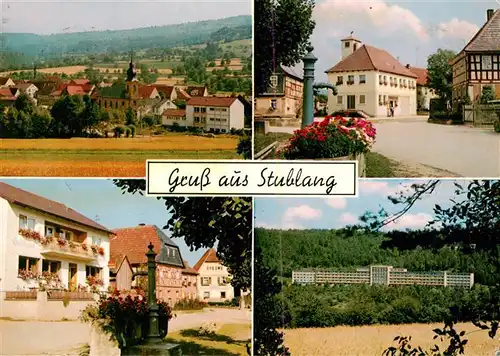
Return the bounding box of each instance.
[138,223,146,226]
[405,64,410,69]
[487,9,494,21]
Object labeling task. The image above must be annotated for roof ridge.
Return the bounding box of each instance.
[462,9,500,52]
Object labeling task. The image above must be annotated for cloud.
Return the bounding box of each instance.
[359,180,423,197]
[324,198,347,209]
[436,18,479,41]
[314,0,429,41]
[385,213,432,230]
[339,212,358,224]
[283,205,322,221]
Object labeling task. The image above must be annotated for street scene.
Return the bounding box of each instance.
[0,180,252,355]
[254,1,500,177]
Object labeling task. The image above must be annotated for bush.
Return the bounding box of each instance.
[125,127,131,137]
[173,298,207,310]
[128,124,136,137]
[237,134,252,159]
[113,125,125,138]
[281,115,376,160]
[429,111,463,122]
[494,119,500,133]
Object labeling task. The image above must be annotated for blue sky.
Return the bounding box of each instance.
[1,0,251,34]
[0,179,208,266]
[255,179,470,230]
[304,0,499,80]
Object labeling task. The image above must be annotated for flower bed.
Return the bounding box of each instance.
[80,291,174,349]
[279,115,376,160]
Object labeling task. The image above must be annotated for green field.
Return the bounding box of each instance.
[220,39,252,57]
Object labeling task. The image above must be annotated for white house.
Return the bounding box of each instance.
[0,182,113,302]
[186,97,245,132]
[162,109,189,127]
[326,35,418,117]
[0,77,16,88]
[193,249,234,302]
[407,65,439,111]
[13,83,39,105]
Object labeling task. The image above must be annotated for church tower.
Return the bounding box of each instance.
[126,52,140,100]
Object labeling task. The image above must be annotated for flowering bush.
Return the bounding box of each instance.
[280,115,376,160]
[57,238,67,247]
[90,244,99,254]
[39,271,63,290]
[80,291,174,348]
[18,269,40,280]
[86,275,104,292]
[98,247,105,256]
[19,228,41,241]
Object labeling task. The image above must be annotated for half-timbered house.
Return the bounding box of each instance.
[450,9,500,103]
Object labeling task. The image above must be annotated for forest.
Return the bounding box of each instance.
[0,15,251,70]
[256,227,499,328]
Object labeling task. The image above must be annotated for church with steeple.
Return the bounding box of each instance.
[92,53,161,114]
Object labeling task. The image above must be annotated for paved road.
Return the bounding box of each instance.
[373,121,500,177]
[0,308,250,355]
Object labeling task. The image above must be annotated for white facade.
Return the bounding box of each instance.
[327,70,417,117]
[0,198,111,296]
[196,261,234,302]
[186,100,245,132]
[153,99,177,116]
[162,114,190,127]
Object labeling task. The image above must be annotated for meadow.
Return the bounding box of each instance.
[283,323,499,356]
[0,135,239,177]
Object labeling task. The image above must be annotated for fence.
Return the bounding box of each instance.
[463,104,500,126]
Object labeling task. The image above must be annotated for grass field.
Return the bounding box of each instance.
[0,136,239,177]
[283,323,499,356]
[166,323,250,355]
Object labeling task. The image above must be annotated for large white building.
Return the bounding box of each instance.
[193,248,234,302]
[0,182,112,298]
[326,35,418,117]
[186,97,245,132]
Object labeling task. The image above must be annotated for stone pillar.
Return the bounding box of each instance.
[302,46,318,128]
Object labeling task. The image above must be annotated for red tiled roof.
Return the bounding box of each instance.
[463,9,500,52]
[193,248,221,271]
[0,182,113,234]
[176,88,192,100]
[162,109,186,117]
[152,85,174,98]
[182,260,199,275]
[81,84,94,93]
[65,85,86,96]
[0,88,15,97]
[187,96,237,107]
[70,79,90,85]
[50,90,63,97]
[111,225,178,265]
[326,44,418,78]
[408,66,429,86]
[186,86,207,97]
[139,86,157,99]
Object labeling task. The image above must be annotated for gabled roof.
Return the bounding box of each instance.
[176,88,192,101]
[139,85,158,99]
[193,248,221,271]
[281,65,303,81]
[187,96,238,107]
[111,225,184,268]
[463,9,500,52]
[0,77,13,86]
[407,66,429,86]
[152,85,175,98]
[0,88,17,97]
[186,86,207,97]
[109,254,132,274]
[326,44,418,78]
[13,83,37,91]
[162,109,186,117]
[65,85,86,96]
[0,182,113,234]
[70,79,90,85]
[31,81,59,95]
[182,260,199,275]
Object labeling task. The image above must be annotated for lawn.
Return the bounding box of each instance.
[283,323,499,356]
[165,323,250,355]
[0,136,239,177]
[254,132,292,158]
[365,152,397,177]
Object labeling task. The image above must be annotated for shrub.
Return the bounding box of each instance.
[494,118,500,133]
[280,115,376,159]
[128,124,136,137]
[113,125,125,138]
[237,134,252,159]
[124,126,131,137]
[173,298,207,310]
[430,111,463,122]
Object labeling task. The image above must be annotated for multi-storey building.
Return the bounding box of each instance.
[292,265,474,288]
[449,9,500,103]
[407,65,439,111]
[186,96,245,132]
[326,35,418,117]
[193,248,234,302]
[0,182,112,297]
[110,224,196,306]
